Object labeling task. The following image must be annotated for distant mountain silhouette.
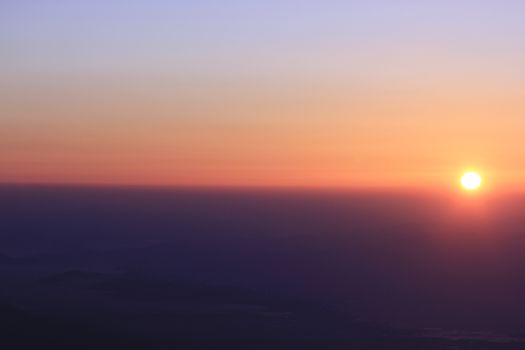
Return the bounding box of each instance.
[40,270,319,312]
[3,186,525,348]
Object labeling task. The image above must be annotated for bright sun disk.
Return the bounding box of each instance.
[461,171,482,191]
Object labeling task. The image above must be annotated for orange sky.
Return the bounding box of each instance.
[2,1,525,190]
[3,79,524,190]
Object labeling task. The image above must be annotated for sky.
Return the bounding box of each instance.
[1,0,525,189]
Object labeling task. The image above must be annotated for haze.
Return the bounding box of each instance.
[2,1,525,189]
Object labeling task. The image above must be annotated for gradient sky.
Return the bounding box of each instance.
[2,1,525,189]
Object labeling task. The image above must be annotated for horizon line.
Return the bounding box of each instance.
[0,180,519,196]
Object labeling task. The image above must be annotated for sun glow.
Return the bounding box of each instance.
[461,171,482,191]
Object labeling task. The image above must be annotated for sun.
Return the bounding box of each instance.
[460,171,482,191]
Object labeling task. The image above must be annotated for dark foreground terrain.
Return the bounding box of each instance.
[1,185,525,349]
